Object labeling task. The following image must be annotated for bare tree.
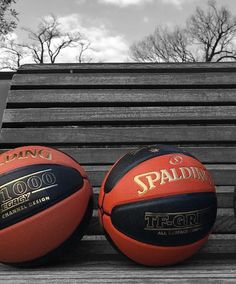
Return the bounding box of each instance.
[21,14,90,64]
[130,1,236,62]
[76,40,91,63]
[188,0,236,62]
[0,14,92,70]
[0,0,18,38]
[0,37,26,70]
[131,26,195,62]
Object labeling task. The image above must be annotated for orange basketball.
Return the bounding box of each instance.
[0,146,93,266]
[99,145,217,266]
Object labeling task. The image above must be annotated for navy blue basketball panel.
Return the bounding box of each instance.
[0,164,84,229]
[111,192,217,246]
[104,145,196,193]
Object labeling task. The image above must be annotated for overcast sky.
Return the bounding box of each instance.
[13,0,236,62]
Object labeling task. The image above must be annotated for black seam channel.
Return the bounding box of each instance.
[2,142,236,148]
[3,120,236,128]
[101,191,106,210]
[102,210,111,217]
[10,84,236,90]
[6,101,236,108]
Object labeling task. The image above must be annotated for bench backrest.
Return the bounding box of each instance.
[1,62,236,238]
[0,72,14,129]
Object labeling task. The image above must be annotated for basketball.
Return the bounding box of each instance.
[0,145,93,266]
[98,145,217,266]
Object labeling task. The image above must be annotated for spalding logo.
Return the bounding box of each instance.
[0,149,52,167]
[169,155,183,165]
[134,166,213,196]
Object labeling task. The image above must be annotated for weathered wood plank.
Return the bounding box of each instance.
[0,81,10,130]
[1,126,236,144]
[12,72,236,87]
[0,147,235,186]
[1,146,236,164]
[84,233,236,240]
[0,275,235,284]
[215,187,234,208]
[85,164,236,186]
[0,232,234,279]
[18,62,236,71]
[75,235,236,255]
[7,89,236,105]
[54,147,236,164]
[4,106,236,124]
[0,257,236,284]
[0,161,234,185]
[0,272,235,283]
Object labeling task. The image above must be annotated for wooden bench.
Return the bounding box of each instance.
[0,72,14,129]
[0,62,236,282]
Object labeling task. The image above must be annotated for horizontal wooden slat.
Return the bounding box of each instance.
[7,89,236,105]
[0,268,235,283]
[213,187,234,208]
[78,235,236,255]
[18,62,236,72]
[0,270,235,283]
[0,148,234,183]
[1,126,236,144]
[3,106,236,124]
[1,249,236,283]
[85,164,236,186]
[0,235,235,282]
[1,147,236,164]
[57,147,236,164]
[12,72,236,87]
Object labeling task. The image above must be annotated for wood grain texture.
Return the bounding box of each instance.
[0,81,10,129]
[1,146,236,164]
[53,147,236,164]
[12,72,236,86]
[68,234,236,255]
[3,106,236,124]
[84,164,236,186]
[0,260,235,283]
[0,236,235,283]
[18,62,236,71]
[7,89,236,104]
[1,126,236,144]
